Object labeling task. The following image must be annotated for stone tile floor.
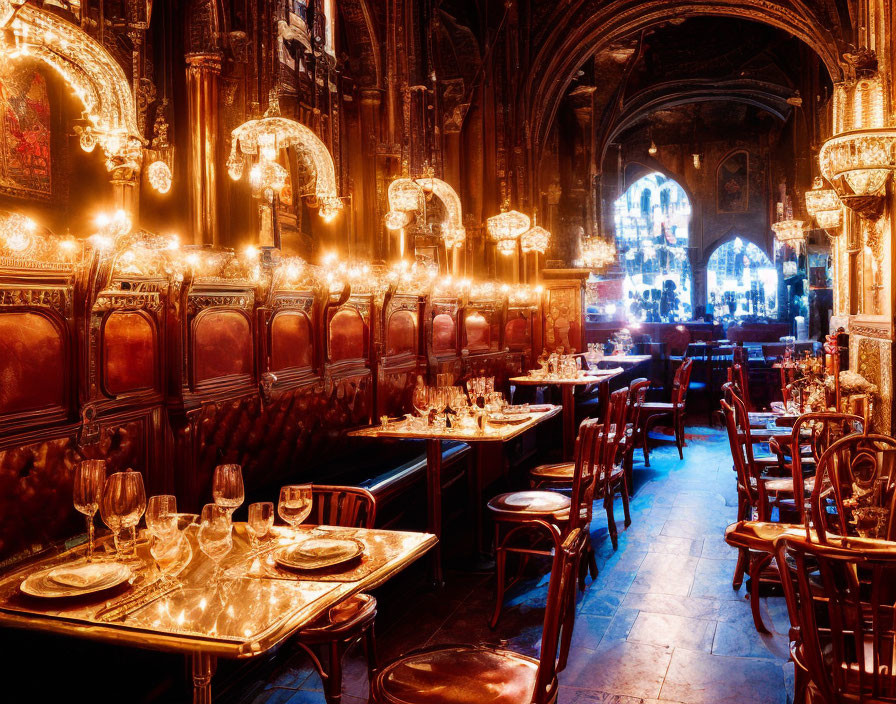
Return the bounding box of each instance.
[236,424,793,704]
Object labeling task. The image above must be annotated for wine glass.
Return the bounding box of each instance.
[278,485,313,535]
[100,470,146,560]
[198,503,233,583]
[73,460,106,562]
[248,502,275,551]
[212,464,244,518]
[412,383,430,418]
[431,386,449,427]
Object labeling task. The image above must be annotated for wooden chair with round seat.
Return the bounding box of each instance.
[487,411,609,628]
[619,378,651,493]
[642,357,692,465]
[293,485,379,704]
[369,526,585,704]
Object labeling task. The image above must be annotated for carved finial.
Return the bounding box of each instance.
[265,89,281,118]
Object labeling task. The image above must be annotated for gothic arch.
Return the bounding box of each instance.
[523,0,845,174]
[1,1,142,169]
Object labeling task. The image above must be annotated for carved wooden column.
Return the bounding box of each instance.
[186,53,222,246]
[359,88,384,259]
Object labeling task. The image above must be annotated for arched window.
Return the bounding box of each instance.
[613,172,692,322]
[706,237,777,320]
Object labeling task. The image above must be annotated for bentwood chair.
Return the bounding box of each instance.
[528,388,631,546]
[775,533,896,704]
[619,378,651,493]
[294,486,378,704]
[488,415,605,627]
[642,357,692,464]
[370,526,585,704]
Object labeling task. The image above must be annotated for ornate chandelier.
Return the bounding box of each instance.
[804,177,842,235]
[520,225,550,254]
[581,237,616,269]
[771,219,805,244]
[228,98,342,222]
[384,177,467,250]
[818,72,896,219]
[487,210,530,256]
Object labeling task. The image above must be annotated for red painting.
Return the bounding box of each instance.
[0,67,51,198]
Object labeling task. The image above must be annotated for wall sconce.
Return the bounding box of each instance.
[804,177,842,236]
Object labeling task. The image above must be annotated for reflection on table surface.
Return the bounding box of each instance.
[349,405,561,442]
[0,523,436,657]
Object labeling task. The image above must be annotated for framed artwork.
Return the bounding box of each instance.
[717,150,748,213]
[0,67,51,199]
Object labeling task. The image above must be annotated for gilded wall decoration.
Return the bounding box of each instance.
[0,67,51,199]
[852,334,892,433]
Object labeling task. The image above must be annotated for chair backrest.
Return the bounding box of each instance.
[309,485,377,528]
[776,533,896,704]
[671,357,693,406]
[811,432,896,543]
[627,377,651,430]
[727,359,752,412]
[721,383,763,515]
[599,387,629,494]
[567,418,603,533]
[781,412,864,529]
[534,525,585,704]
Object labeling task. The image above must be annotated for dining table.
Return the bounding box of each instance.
[0,521,436,703]
[349,405,562,584]
[509,369,628,460]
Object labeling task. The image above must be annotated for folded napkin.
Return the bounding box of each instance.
[294,538,357,559]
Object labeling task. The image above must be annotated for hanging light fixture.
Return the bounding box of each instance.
[771,219,805,244]
[819,72,896,219]
[581,237,617,269]
[521,225,550,254]
[487,210,530,256]
[804,177,842,235]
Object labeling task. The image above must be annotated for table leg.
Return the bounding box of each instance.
[561,385,576,460]
[426,438,444,587]
[598,378,611,420]
[191,652,217,704]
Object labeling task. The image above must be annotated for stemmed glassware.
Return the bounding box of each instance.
[278,484,313,535]
[73,460,106,562]
[248,501,275,551]
[197,503,233,584]
[100,470,146,560]
[146,495,188,581]
[212,464,245,518]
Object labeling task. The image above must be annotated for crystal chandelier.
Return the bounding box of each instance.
[818,73,896,219]
[771,219,805,244]
[385,177,467,250]
[419,177,466,249]
[804,177,842,235]
[487,210,530,256]
[228,97,342,221]
[581,237,616,269]
[520,225,550,254]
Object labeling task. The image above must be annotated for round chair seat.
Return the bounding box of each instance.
[764,476,816,494]
[530,462,574,480]
[488,490,571,517]
[371,643,544,704]
[298,592,377,639]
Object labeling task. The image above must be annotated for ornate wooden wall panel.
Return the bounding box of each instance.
[101,310,157,396]
[376,293,424,420]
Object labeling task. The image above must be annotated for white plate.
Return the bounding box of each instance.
[21,562,132,599]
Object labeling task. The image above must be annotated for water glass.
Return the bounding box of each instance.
[73,459,106,561]
[198,503,233,582]
[146,495,178,541]
[100,470,146,560]
[278,484,313,532]
[212,464,245,517]
[248,501,275,549]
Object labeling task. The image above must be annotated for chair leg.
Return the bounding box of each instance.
[490,525,506,629]
[732,547,748,590]
[675,411,684,460]
[587,537,598,581]
[605,495,618,551]
[324,640,344,704]
[363,623,377,680]
[748,553,772,635]
[620,479,632,528]
[642,417,654,467]
[624,450,634,497]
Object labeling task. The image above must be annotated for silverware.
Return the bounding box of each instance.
[95,580,175,622]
